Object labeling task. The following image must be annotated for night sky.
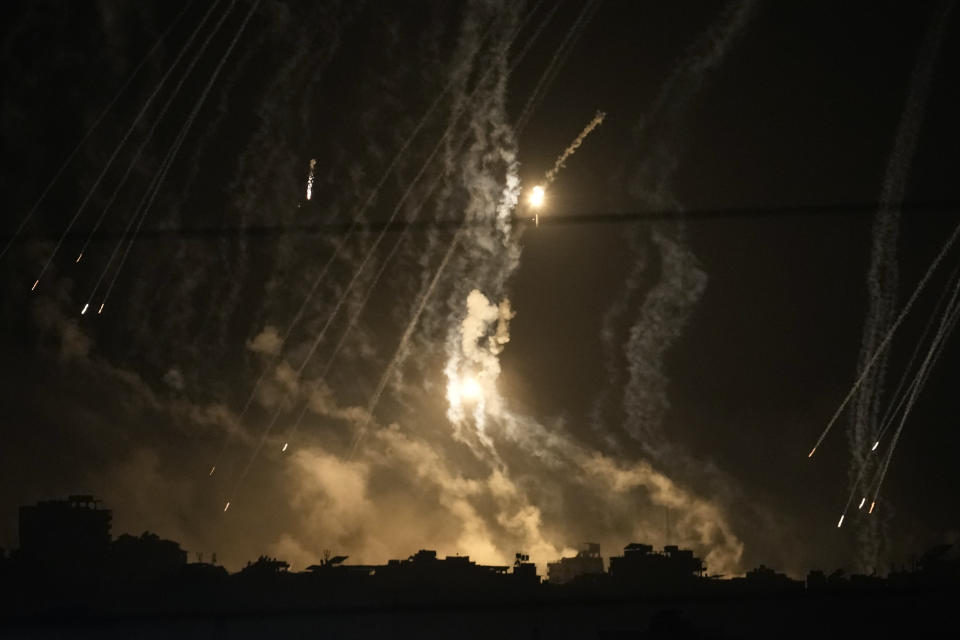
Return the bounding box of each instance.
[2,0,959,578]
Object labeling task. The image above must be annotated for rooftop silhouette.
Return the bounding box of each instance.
[2,496,959,638]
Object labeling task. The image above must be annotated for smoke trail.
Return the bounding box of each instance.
[180,3,353,373]
[90,0,259,312]
[0,0,196,263]
[223,2,530,501]
[514,0,602,134]
[615,0,757,456]
[76,1,236,278]
[279,0,556,450]
[845,0,954,572]
[337,0,525,462]
[207,9,507,477]
[867,266,960,515]
[839,269,960,529]
[29,0,225,291]
[82,0,236,310]
[874,263,960,449]
[349,231,463,461]
[543,110,606,185]
[810,220,960,457]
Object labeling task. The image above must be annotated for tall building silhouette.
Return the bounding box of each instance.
[18,495,111,575]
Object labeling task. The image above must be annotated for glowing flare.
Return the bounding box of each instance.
[868,501,876,514]
[81,303,89,315]
[76,252,83,263]
[282,442,288,452]
[808,447,817,458]
[871,441,879,451]
[529,185,545,208]
[858,497,866,510]
[31,279,39,291]
[306,158,316,200]
[97,303,105,314]
[209,466,216,476]
[837,514,845,528]
[224,502,230,512]
[461,376,481,401]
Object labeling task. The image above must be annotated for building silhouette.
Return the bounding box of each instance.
[18,495,111,576]
[608,543,705,590]
[4,492,960,638]
[546,542,604,584]
[110,531,187,582]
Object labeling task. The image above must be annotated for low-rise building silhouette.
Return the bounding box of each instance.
[608,543,705,590]
[730,564,803,592]
[546,542,603,585]
[376,549,509,591]
[110,531,187,582]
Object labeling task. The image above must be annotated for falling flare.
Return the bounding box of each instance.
[97,303,105,314]
[209,465,216,476]
[281,442,288,452]
[858,497,866,510]
[31,279,39,291]
[306,158,316,200]
[869,501,876,514]
[81,303,89,315]
[837,514,845,528]
[808,447,817,458]
[871,441,879,451]
[76,252,83,263]
[223,502,230,512]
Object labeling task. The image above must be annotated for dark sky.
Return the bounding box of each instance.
[2,0,959,578]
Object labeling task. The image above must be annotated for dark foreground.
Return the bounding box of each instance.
[3,586,957,639]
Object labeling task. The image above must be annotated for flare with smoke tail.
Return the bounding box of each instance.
[306,158,316,200]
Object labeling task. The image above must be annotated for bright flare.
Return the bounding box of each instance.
[837,514,845,528]
[461,376,481,401]
[529,185,545,208]
[808,447,817,458]
[81,303,89,315]
[224,502,230,512]
[871,441,879,451]
[209,466,216,476]
[282,442,288,452]
[858,497,866,510]
[31,279,39,291]
[97,303,105,314]
[306,158,316,200]
[868,501,876,514]
[76,252,83,263]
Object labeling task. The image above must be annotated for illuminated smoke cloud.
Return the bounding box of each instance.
[247,325,283,356]
[445,290,514,441]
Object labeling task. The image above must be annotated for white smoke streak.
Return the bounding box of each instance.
[544,110,606,185]
[615,0,757,455]
[445,290,514,439]
[846,0,953,573]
